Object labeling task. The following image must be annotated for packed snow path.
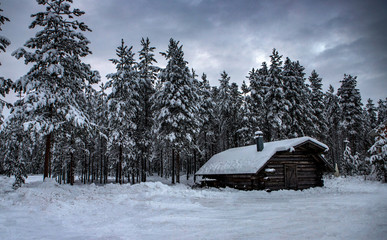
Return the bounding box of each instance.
[1,176,386,240]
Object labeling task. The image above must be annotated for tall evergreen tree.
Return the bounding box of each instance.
[0,3,10,60]
[265,49,286,141]
[309,70,328,138]
[377,98,387,124]
[216,71,233,150]
[337,74,363,153]
[324,85,342,167]
[238,80,253,145]
[282,58,315,138]
[9,0,100,181]
[369,122,387,182]
[248,63,268,139]
[197,73,216,165]
[229,82,242,148]
[365,99,377,130]
[106,39,139,184]
[0,3,11,125]
[137,37,158,182]
[155,38,198,183]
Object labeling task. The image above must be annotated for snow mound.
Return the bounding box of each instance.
[0,175,386,240]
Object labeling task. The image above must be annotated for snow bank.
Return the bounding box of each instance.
[0,175,386,240]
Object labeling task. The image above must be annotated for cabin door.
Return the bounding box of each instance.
[285,164,298,189]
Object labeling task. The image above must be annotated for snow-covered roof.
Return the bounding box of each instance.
[196,137,328,175]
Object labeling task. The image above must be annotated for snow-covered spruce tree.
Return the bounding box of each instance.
[265,49,287,141]
[377,98,387,124]
[9,0,100,181]
[197,73,213,154]
[185,68,202,180]
[196,73,216,174]
[0,3,12,125]
[238,80,253,146]
[248,62,269,140]
[155,38,199,184]
[369,122,387,182]
[229,82,242,148]
[309,70,328,139]
[366,99,378,130]
[1,103,29,188]
[324,85,343,167]
[337,74,364,154]
[361,98,379,154]
[136,37,158,182]
[0,3,10,61]
[282,58,315,138]
[216,71,233,151]
[95,84,109,184]
[342,139,358,176]
[106,39,139,184]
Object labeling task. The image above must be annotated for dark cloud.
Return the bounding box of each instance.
[0,0,386,105]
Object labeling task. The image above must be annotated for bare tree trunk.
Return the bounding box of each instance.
[43,133,52,180]
[186,155,190,181]
[119,144,123,184]
[91,154,94,183]
[176,151,180,183]
[194,149,197,183]
[100,137,103,184]
[160,149,163,178]
[172,148,175,184]
[70,151,74,185]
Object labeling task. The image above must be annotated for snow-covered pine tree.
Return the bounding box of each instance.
[363,98,379,153]
[229,82,242,147]
[9,0,100,181]
[196,73,216,166]
[324,85,342,167]
[337,74,364,154]
[309,70,328,139]
[95,83,109,183]
[248,63,269,140]
[216,71,233,151]
[0,3,12,125]
[282,58,315,138]
[1,102,29,188]
[0,3,10,62]
[377,98,387,124]
[265,49,287,141]
[155,38,198,184]
[342,139,358,176]
[106,39,139,184]
[369,122,387,182]
[237,80,253,146]
[137,37,158,182]
[186,68,202,180]
[365,99,377,130]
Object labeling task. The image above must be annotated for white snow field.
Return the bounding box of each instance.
[1,176,386,240]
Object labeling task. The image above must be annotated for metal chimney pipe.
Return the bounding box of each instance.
[254,131,264,152]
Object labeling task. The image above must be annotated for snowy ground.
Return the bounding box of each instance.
[0,175,386,240]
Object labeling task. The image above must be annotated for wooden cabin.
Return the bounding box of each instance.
[195,133,333,191]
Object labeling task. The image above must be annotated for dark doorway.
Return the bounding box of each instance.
[285,164,298,189]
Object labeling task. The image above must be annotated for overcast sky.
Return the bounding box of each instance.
[1,0,386,104]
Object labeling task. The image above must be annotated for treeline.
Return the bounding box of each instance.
[0,0,386,189]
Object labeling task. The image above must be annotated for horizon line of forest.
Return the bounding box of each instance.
[0,0,386,189]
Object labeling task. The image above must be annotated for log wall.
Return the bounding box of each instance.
[201,149,325,191]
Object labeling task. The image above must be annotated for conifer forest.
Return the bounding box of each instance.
[0,0,386,190]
